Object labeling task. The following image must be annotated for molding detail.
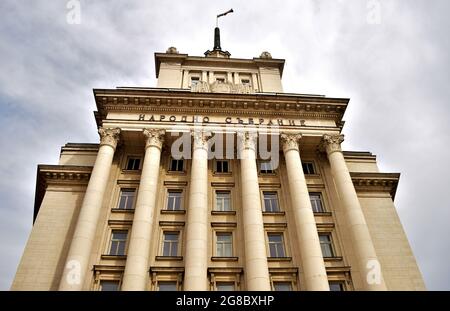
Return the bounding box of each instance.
[280,133,302,152]
[191,81,253,94]
[350,172,400,200]
[98,127,121,149]
[143,128,165,150]
[321,134,344,155]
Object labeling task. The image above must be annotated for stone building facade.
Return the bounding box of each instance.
[12,37,425,291]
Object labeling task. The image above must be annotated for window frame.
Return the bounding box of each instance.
[165,189,184,211]
[267,232,287,258]
[262,191,281,213]
[116,188,136,210]
[168,157,185,173]
[99,280,121,291]
[214,159,231,174]
[309,192,325,213]
[208,268,242,291]
[190,76,200,88]
[215,232,234,258]
[214,190,232,212]
[319,233,336,258]
[302,161,316,175]
[161,231,180,257]
[259,160,276,174]
[273,281,293,291]
[150,268,184,291]
[329,281,346,291]
[125,156,142,171]
[107,230,129,256]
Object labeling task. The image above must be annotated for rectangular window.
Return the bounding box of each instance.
[162,232,179,257]
[241,79,251,86]
[273,282,292,291]
[109,231,128,256]
[117,189,136,210]
[329,281,345,291]
[260,161,274,174]
[158,281,177,291]
[302,162,316,175]
[215,160,229,173]
[190,76,200,87]
[310,193,324,213]
[215,191,231,211]
[268,233,286,258]
[99,280,120,291]
[216,282,235,291]
[167,190,183,211]
[169,158,184,172]
[319,234,335,258]
[126,157,141,170]
[216,232,233,257]
[263,191,280,212]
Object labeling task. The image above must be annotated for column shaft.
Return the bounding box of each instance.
[323,134,387,290]
[121,129,165,290]
[59,128,120,290]
[239,132,271,291]
[281,134,329,291]
[184,131,209,290]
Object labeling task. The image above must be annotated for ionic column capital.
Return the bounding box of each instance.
[281,133,302,153]
[237,131,258,152]
[321,134,344,155]
[98,127,121,149]
[191,130,210,150]
[143,128,165,150]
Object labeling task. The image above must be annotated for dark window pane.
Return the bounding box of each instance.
[170,159,184,172]
[274,282,292,291]
[310,193,324,213]
[302,162,315,175]
[216,282,235,291]
[127,158,140,170]
[158,281,177,291]
[100,281,120,291]
[263,192,279,212]
[329,282,344,291]
[268,233,285,257]
[319,234,334,258]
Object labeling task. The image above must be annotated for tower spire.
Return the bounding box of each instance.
[205,9,233,58]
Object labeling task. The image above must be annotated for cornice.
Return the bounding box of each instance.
[350,172,400,200]
[34,165,93,223]
[94,88,348,127]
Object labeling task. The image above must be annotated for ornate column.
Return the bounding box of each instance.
[321,134,387,291]
[184,131,209,290]
[59,127,120,290]
[281,134,330,291]
[121,129,165,291]
[238,132,271,291]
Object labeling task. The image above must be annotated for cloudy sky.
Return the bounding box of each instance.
[1,0,449,290]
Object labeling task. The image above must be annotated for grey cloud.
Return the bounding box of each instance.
[0,0,448,290]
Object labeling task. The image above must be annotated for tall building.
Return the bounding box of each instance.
[12,26,425,291]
